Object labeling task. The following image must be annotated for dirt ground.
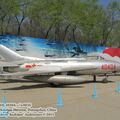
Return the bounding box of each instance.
[0,75,120,120]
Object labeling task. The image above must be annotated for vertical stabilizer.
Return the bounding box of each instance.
[0,45,23,62]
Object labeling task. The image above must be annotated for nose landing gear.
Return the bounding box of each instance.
[93,75,96,82]
[102,75,108,83]
[93,74,108,83]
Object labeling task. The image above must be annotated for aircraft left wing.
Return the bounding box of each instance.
[0,65,97,77]
[0,61,18,67]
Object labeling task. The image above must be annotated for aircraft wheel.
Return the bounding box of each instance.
[49,83,62,87]
[102,78,108,83]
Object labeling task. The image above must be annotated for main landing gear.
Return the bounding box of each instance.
[49,83,62,87]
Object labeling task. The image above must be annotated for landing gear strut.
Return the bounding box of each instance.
[93,75,96,82]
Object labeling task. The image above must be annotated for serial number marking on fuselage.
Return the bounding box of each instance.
[101,64,116,70]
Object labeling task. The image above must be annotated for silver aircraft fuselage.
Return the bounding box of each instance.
[20,60,120,75]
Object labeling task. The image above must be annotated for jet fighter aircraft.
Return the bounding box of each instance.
[0,45,120,86]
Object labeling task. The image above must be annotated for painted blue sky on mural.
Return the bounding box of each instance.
[0,35,107,57]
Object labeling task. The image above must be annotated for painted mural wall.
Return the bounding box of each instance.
[0,35,107,58]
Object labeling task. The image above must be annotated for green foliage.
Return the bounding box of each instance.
[0,0,120,47]
[0,0,19,16]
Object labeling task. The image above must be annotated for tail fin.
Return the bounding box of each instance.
[0,45,23,62]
